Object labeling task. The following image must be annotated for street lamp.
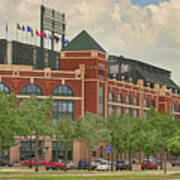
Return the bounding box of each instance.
[29,135,32,168]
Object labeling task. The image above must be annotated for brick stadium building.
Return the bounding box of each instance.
[0,30,180,163]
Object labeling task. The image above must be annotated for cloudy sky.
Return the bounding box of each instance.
[0,0,180,85]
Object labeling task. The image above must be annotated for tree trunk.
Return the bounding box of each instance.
[139,152,142,164]
[164,151,167,175]
[35,131,39,172]
[64,149,68,171]
[111,151,114,171]
[160,151,163,170]
[128,151,132,170]
[0,136,2,168]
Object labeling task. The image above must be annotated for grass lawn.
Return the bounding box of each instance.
[0,169,178,174]
[0,175,179,180]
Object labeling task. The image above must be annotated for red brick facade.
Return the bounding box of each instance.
[0,49,180,164]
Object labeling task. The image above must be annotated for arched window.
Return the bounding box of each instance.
[20,84,42,95]
[117,93,123,103]
[125,95,131,104]
[0,82,10,94]
[133,96,138,105]
[53,85,73,96]
[108,92,114,101]
[52,85,74,123]
[144,98,148,107]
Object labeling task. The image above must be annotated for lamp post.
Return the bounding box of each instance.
[29,135,32,168]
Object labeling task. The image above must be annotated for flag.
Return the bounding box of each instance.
[54,35,59,43]
[27,26,33,36]
[40,30,46,37]
[36,30,40,36]
[17,23,21,30]
[62,39,69,44]
[22,25,25,31]
[6,24,8,32]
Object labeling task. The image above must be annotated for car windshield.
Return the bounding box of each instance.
[117,160,125,163]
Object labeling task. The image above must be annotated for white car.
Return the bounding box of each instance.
[91,158,107,170]
[96,162,111,171]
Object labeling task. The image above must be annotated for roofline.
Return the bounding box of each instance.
[109,55,171,73]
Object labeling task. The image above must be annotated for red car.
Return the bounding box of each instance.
[22,159,46,167]
[141,159,158,170]
[45,160,64,170]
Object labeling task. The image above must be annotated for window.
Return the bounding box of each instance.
[133,109,138,118]
[117,93,123,103]
[108,92,114,101]
[125,107,130,115]
[125,95,131,104]
[98,86,104,116]
[53,85,73,96]
[0,82,10,94]
[20,141,43,160]
[117,107,122,116]
[20,84,42,95]
[172,104,176,112]
[144,110,147,119]
[133,96,138,105]
[144,98,148,107]
[52,141,72,161]
[108,105,114,116]
[52,85,74,123]
[151,100,155,108]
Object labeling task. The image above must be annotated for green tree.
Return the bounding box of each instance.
[55,115,76,170]
[168,135,180,157]
[76,112,108,170]
[143,108,178,174]
[137,111,162,159]
[18,95,53,171]
[0,92,18,160]
[118,115,140,170]
[105,111,121,170]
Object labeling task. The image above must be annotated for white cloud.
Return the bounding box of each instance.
[0,0,180,85]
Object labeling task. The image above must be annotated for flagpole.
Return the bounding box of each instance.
[16,24,19,41]
[5,23,8,40]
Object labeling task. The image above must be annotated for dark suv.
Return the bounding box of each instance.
[115,159,130,170]
[171,157,180,167]
[0,159,13,167]
[78,159,90,169]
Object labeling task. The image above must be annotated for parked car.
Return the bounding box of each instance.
[91,158,109,170]
[171,157,180,167]
[115,159,130,170]
[45,159,64,170]
[78,159,90,169]
[141,159,158,170]
[66,160,75,169]
[0,159,13,167]
[22,159,46,167]
[96,161,111,171]
[58,160,75,169]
